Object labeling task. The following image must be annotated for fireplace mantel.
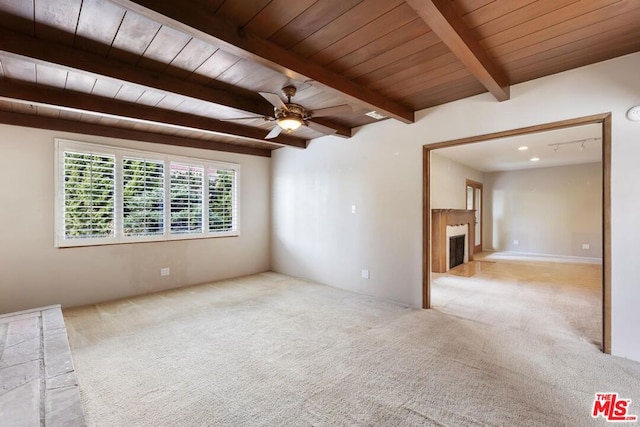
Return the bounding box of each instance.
[431,209,475,273]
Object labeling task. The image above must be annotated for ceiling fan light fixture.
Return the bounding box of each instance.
[277,116,303,131]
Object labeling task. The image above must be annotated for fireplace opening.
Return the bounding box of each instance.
[449,234,466,269]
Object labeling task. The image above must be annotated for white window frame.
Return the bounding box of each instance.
[55,139,240,248]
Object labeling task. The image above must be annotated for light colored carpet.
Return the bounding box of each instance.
[63,267,640,426]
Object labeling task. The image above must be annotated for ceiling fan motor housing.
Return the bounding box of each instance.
[282,85,297,100]
[275,103,307,121]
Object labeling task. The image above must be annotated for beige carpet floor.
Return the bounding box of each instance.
[64,264,640,426]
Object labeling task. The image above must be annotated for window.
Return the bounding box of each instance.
[123,158,164,237]
[56,140,239,247]
[63,151,115,239]
[170,163,203,234]
[208,167,236,232]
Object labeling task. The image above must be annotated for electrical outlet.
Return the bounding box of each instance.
[160,267,170,277]
[513,240,519,246]
[351,205,357,214]
[582,243,590,250]
[361,269,369,279]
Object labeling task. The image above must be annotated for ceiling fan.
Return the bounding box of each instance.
[224,86,352,139]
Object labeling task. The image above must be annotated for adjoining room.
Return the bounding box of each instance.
[429,121,604,350]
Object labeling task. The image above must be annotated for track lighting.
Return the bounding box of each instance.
[547,137,600,152]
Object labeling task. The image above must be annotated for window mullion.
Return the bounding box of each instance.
[203,165,209,235]
[164,157,171,240]
[114,152,123,240]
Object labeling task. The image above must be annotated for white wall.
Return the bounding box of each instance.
[430,152,483,209]
[483,163,602,258]
[0,125,270,313]
[272,52,640,362]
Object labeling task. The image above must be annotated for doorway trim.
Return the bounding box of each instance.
[422,113,612,353]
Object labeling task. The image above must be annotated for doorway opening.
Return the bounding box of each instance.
[422,113,611,353]
[466,180,483,253]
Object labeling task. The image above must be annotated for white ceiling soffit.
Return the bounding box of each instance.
[434,123,602,172]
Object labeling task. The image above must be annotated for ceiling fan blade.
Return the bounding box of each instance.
[265,126,283,139]
[259,92,288,111]
[220,116,266,121]
[306,120,338,136]
[310,104,352,117]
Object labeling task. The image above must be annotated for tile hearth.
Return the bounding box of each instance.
[0,305,85,426]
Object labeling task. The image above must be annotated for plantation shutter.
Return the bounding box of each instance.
[123,158,165,237]
[208,167,237,232]
[63,151,115,240]
[57,140,239,247]
[170,162,204,234]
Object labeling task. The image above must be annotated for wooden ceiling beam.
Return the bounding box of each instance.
[0,110,272,157]
[0,28,345,138]
[0,28,274,117]
[109,0,415,124]
[0,81,308,149]
[405,0,510,101]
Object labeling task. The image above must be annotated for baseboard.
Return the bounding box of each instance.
[478,250,602,265]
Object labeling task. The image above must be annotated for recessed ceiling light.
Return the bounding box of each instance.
[530,157,540,162]
[518,146,528,151]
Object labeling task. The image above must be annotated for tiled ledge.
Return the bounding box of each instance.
[0,305,85,427]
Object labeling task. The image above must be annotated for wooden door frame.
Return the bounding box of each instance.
[422,113,612,354]
[465,179,483,253]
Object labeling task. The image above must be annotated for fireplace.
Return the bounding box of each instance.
[449,235,466,269]
[431,209,475,273]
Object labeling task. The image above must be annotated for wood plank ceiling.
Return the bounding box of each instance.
[0,0,638,157]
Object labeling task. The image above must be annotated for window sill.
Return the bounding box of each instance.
[56,232,240,248]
